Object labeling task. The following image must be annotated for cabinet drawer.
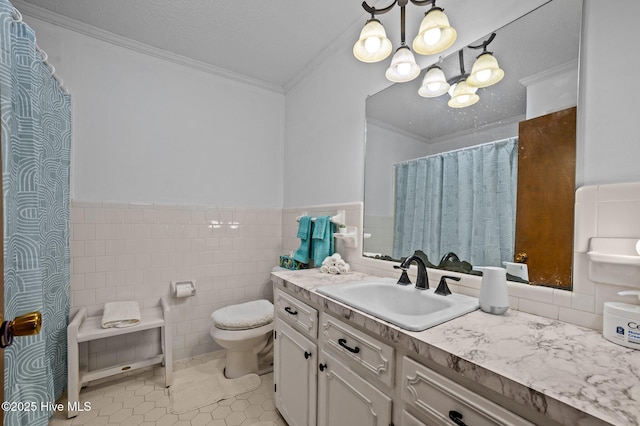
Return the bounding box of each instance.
[275,289,318,339]
[319,312,395,387]
[402,357,534,426]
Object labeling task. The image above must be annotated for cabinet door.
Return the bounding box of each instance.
[274,319,317,426]
[317,350,392,426]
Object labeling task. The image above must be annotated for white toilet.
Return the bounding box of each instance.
[210,299,274,379]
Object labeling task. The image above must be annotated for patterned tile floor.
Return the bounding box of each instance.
[49,352,287,426]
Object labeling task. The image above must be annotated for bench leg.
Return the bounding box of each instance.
[67,336,80,418]
[161,325,173,387]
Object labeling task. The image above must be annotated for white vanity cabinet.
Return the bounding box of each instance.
[273,280,536,426]
[273,288,319,426]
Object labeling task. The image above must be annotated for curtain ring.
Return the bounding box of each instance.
[3,321,14,348]
[11,7,22,23]
[37,46,49,63]
[0,322,7,348]
[54,75,64,88]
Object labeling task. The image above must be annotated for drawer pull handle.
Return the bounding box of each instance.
[319,363,327,372]
[284,307,298,315]
[448,410,467,426]
[338,338,360,354]
[304,351,311,359]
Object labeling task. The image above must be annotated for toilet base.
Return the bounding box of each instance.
[224,349,259,379]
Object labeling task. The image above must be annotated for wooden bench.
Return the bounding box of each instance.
[66,298,172,418]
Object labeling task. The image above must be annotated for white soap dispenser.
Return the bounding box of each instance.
[478,266,509,315]
[603,291,640,350]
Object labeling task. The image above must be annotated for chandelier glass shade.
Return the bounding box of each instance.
[412,7,457,55]
[418,65,449,97]
[467,52,505,88]
[385,46,421,83]
[353,19,393,63]
[447,79,479,108]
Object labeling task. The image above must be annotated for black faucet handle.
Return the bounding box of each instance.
[435,275,461,296]
[394,265,412,285]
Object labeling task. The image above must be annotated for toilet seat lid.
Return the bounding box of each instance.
[212,300,274,330]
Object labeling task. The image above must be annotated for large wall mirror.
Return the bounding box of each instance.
[363,0,582,288]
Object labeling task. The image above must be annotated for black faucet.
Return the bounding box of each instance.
[397,254,429,290]
[435,275,461,296]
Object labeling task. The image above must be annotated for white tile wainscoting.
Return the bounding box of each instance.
[70,201,282,365]
[283,182,640,333]
[70,182,640,369]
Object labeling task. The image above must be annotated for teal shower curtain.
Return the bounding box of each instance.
[0,1,71,425]
[393,137,518,267]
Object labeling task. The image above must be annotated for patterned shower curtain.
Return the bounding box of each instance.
[393,137,518,267]
[0,1,71,425]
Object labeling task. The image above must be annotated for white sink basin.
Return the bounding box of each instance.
[316,277,479,331]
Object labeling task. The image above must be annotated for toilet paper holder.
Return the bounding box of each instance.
[171,280,196,298]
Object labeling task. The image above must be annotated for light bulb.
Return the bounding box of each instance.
[397,62,411,76]
[456,94,470,104]
[427,82,443,91]
[423,27,442,46]
[475,68,492,83]
[364,36,381,53]
[636,239,640,255]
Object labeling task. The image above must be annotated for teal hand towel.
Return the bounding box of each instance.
[293,216,312,263]
[312,216,334,266]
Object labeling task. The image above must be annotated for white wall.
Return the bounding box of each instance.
[580,0,640,186]
[22,13,287,362]
[364,121,430,217]
[25,17,285,208]
[525,67,578,120]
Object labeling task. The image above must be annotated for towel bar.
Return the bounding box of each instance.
[296,209,345,225]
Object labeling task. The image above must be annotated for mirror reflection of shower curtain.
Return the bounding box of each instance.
[393,138,518,267]
[0,1,71,424]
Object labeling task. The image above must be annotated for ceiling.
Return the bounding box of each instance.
[17,0,366,90]
[15,0,576,97]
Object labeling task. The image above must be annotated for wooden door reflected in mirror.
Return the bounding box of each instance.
[515,106,577,288]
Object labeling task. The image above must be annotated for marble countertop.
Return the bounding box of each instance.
[271,269,640,426]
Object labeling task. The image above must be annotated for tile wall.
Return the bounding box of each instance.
[70,201,282,364]
[71,182,639,367]
[283,182,640,332]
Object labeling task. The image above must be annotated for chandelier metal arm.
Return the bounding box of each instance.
[362,0,435,15]
[361,0,398,16]
[445,50,469,85]
[409,0,436,7]
[469,32,497,54]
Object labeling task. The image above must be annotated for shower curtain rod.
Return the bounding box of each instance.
[394,136,517,167]
[12,6,69,94]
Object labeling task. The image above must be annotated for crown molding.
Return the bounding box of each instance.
[283,14,363,93]
[11,0,284,94]
[366,118,431,144]
[519,59,579,87]
[428,114,524,146]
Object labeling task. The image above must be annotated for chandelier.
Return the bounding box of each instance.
[419,34,504,108]
[354,0,505,107]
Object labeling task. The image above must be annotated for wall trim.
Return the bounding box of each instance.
[12,0,284,94]
[519,59,579,87]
